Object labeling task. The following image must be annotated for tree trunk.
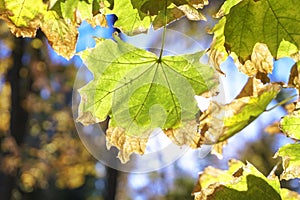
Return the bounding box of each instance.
[0,36,29,200]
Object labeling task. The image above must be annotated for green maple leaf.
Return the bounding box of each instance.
[275,143,300,180]
[104,0,207,35]
[212,0,300,63]
[193,160,282,200]
[280,105,300,140]
[77,37,217,136]
[49,0,100,22]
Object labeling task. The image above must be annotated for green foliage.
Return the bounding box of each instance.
[275,143,300,180]
[193,160,285,200]
[214,0,300,62]
[77,38,216,136]
[280,105,300,140]
[50,0,99,21]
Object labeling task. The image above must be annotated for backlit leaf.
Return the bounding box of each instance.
[105,0,208,35]
[280,188,300,200]
[49,0,105,26]
[274,143,300,180]
[220,0,300,63]
[237,43,273,77]
[280,102,300,140]
[77,37,218,162]
[0,0,78,58]
[41,11,78,59]
[214,0,242,18]
[104,0,153,35]
[277,40,299,61]
[0,0,47,37]
[196,78,281,145]
[106,127,148,163]
[193,160,282,200]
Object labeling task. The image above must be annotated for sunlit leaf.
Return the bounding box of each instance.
[218,0,300,63]
[105,0,208,35]
[77,37,217,162]
[177,4,206,21]
[0,0,78,58]
[196,78,281,145]
[208,17,227,70]
[280,188,300,200]
[193,160,281,200]
[0,0,47,37]
[106,126,148,163]
[41,11,78,59]
[280,102,300,140]
[152,7,184,30]
[104,0,153,35]
[277,40,300,61]
[49,0,105,26]
[237,43,273,77]
[214,0,242,18]
[275,143,300,180]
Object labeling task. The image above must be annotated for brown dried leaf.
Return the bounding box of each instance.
[76,111,101,126]
[238,43,273,77]
[211,141,228,159]
[0,1,77,59]
[177,4,206,21]
[106,127,148,163]
[41,11,78,59]
[164,120,199,148]
[193,160,282,200]
[86,13,108,28]
[288,62,300,92]
[0,11,41,37]
[264,122,281,135]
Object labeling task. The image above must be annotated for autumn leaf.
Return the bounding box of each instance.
[106,127,148,163]
[196,78,281,145]
[105,0,208,35]
[288,62,300,92]
[164,78,280,156]
[0,0,47,37]
[77,37,218,162]
[279,102,300,140]
[211,0,300,68]
[277,40,300,61]
[193,160,282,200]
[48,0,107,26]
[280,188,300,200]
[41,11,78,59]
[274,143,300,180]
[236,43,273,77]
[0,0,78,58]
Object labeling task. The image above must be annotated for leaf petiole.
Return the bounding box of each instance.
[158,0,168,61]
[265,94,298,112]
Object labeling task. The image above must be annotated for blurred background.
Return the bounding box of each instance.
[0,1,299,200]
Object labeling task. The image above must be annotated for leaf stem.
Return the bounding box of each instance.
[267,159,282,179]
[158,0,168,61]
[265,94,298,112]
